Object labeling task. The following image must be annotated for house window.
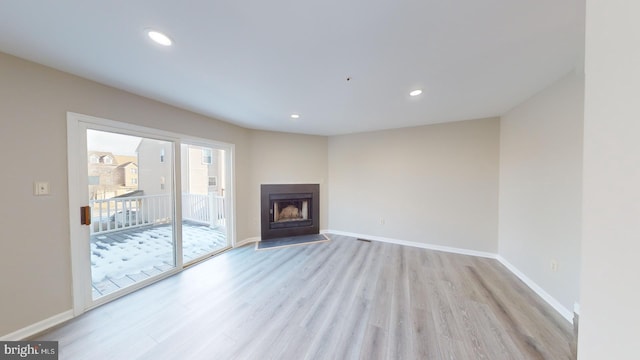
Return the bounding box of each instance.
[103,156,113,164]
[202,149,213,165]
[89,155,99,164]
[160,149,165,163]
[208,176,217,188]
[130,168,137,174]
[132,178,138,185]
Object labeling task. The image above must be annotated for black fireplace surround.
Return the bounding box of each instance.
[261,184,319,240]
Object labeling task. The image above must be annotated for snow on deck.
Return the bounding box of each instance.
[90,222,227,297]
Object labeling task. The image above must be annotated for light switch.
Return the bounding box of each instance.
[34,182,50,195]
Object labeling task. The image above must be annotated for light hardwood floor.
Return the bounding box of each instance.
[38,234,574,359]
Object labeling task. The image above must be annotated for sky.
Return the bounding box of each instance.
[87,129,142,156]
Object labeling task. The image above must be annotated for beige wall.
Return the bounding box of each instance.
[328,118,500,252]
[247,130,329,236]
[0,51,252,336]
[579,0,640,358]
[499,71,584,314]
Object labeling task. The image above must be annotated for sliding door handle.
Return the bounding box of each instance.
[80,206,91,225]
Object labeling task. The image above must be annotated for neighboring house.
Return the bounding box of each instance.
[180,144,225,196]
[115,161,138,188]
[180,145,226,227]
[136,139,173,197]
[88,151,139,199]
[88,151,119,200]
[138,141,225,197]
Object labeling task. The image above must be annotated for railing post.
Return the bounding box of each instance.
[209,192,216,227]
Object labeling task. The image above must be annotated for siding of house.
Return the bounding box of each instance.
[137,139,173,196]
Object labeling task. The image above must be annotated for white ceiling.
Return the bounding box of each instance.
[0,0,584,136]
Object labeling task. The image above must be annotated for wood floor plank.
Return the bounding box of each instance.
[36,234,575,359]
[385,245,413,360]
[406,248,440,358]
[302,241,373,359]
[359,325,387,360]
[331,242,383,360]
[260,243,361,359]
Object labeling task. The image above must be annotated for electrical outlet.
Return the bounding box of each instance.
[551,260,559,272]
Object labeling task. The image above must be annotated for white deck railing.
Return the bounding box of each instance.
[90,193,225,235]
[182,193,226,227]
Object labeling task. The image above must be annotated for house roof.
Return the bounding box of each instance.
[113,190,144,198]
[116,162,138,169]
[88,151,115,158]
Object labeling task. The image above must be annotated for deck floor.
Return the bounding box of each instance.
[90,221,227,298]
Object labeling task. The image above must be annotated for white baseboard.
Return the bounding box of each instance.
[323,229,497,259]
[496,256,573,323]
[324,229,573,324]
[1,309,74,341]
[235,236,260,247]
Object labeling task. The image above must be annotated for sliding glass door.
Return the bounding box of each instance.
[181,144,230,264]
[68,112,235,312]
[87,129,176,299]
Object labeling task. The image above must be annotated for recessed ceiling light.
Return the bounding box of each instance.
[290,114,300,119]
[147,30,172,46]
[409,89,423,97]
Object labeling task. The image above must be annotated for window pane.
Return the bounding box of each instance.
[87,129,176,300]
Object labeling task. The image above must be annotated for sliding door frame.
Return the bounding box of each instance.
[67,112,236,315]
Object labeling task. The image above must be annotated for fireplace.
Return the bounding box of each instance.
[261,184,319,240]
